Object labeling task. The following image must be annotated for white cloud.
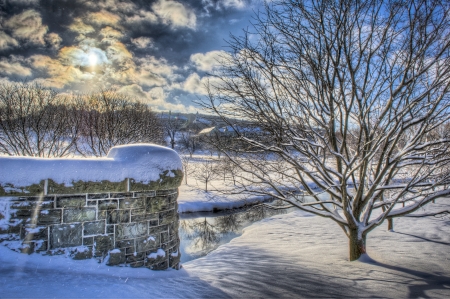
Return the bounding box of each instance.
[0,31,19,50]
[131,37,153,49]
[4,10,48,45]
[190,50,228,72]
[152,0,197,29]
[125,10,158,24]
[222,0,247,9]
[182,73,221,95]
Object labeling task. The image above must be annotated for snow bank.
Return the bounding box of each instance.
[0,144,182,194]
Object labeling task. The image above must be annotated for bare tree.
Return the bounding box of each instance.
[76,90,163,157]
[205,0,450,260]
[161,111,185,150]
[194,158,218,192]
[179,130,198,158]
[0,83,81,157]
[181,155,195,185]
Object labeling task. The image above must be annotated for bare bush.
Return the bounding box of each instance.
[0,83,81,157]
[76,90,163,157]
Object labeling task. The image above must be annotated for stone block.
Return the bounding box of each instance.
[149,219,159,227]
[119,198,145,210]
[51,223,82,248]
[11,199,54,210]
[115,222,147,240]
[35,240,48,252]
[169,249,181,268]
[167,193,178,203]
[98,210,107,220]
[115,239,134,249]
[135,235,159,252]
[87,193,109,199]
[156,189,177,196]
[14,209,32,217]
[161,231,169,244]
[106,224,114,234]
[149,224,168,235]
[146,196,169,213]
[129,261,145,268]
[94,235,113,257]
[159,209,176,225]
[148,260,169,270]
[130,214,148,222]
[107,210,130,224]
[98,200,118,210]
[87,200,97,207]
[107,249,126,266]
[130,208,146,216]
[134,191,156,198]
[38,209,61,225]
[63,208,96,223]
[126,252,145,264]
[72,246,93,260]
[24,225,48,241]
[83,237,94,246]
[56,195,86,208]
[110,192,133,199]
[83,221,106,236]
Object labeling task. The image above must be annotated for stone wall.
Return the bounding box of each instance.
[0,189,180,270]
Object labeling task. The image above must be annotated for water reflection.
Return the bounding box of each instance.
[179,203,292,263]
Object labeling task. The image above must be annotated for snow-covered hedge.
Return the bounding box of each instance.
[0,144,183,196]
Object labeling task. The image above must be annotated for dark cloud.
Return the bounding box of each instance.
[0,0,258,111]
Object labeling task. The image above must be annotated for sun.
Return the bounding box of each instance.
[88,53,98,66]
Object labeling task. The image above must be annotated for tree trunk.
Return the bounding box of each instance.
[349,228,366,261]
[387,218,394,231]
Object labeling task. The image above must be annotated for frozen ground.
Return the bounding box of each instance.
[1,199,449,298]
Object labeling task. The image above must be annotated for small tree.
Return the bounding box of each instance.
[206,0,450,261]
[161,111,185,150]
[179,130,198,158]
[194,158,218,192]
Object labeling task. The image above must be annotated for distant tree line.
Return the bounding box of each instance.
[0,83,163,157]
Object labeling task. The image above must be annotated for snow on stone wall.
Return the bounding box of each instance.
[0,189,181,270]
[0,144,183,270]
[0,144,183,196]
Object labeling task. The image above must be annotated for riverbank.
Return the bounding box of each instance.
[0,199,448,298]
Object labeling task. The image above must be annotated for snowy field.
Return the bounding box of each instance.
[1,198,449,298]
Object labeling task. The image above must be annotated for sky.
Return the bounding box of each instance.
[0,0,258,113]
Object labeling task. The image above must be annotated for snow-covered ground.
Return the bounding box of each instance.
[1,198,449,298]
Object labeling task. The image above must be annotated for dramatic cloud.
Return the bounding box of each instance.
[0,32,19,50]
[152,0,197,29]
[4,10,48,45]
[68,18,95,34]
[1,0,257,112]
[190,50,227,72]
[131,37,153,49]
[86,10,122,28]
[0,56,32,77]
[45,33,63,49]
[182,72,221,95]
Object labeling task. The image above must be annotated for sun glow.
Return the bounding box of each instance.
[88,53,98,66]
